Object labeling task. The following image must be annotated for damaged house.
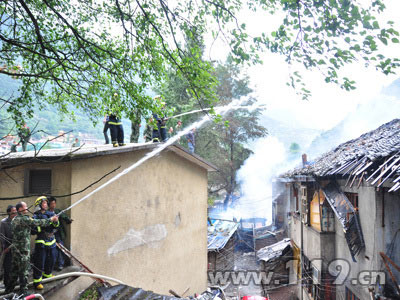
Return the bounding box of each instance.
[277,119,400,300]
[0,143,216,298]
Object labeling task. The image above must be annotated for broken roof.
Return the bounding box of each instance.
[207,219,239,251]
[97,285,182,300]
[256,238,291,263]
[283,119,400,191]
[0,142,217,172]
[97,284,224,300]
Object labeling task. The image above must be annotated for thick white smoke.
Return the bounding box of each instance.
[236,136,288,221]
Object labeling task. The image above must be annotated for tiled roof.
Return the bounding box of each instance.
[284,119,400,191]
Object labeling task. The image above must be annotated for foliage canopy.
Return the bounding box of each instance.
[1,0,398,128]
[160,58,268,197]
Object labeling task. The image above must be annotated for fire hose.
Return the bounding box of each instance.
[0,272,125,299]
[39,271,125,285]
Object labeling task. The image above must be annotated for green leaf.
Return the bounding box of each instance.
[379,37,388,45]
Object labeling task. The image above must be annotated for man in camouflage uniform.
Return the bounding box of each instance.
[1,205,17,291]
[6,201,58,295]
[143,118,153,142]
[18,124,30,151]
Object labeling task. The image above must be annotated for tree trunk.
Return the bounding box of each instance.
[130,121,140,143]
[130,110,142,143]
[223,191,231,210]
[223,132,236,210]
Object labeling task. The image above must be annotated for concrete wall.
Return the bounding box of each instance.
[0,162,71,210]
[333,182,376,299]
[1,148,209,298]
[68,149,208,296]
[0,162,72,245]
[376,186,400,284]
[337,181,400,300]
[287,179,400,300]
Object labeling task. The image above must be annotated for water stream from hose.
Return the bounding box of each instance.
[169,104,266,119]
[57,97,262,216]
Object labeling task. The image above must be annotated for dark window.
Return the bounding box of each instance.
[344,192,359,222]
[293,185,299,212]
[345,286,360,300]
[323,272,336,300]
[302,255,313,294]
[345,192,359,210]
[302,255,324,300]
[301,186,309,225]
[25,169,52,195]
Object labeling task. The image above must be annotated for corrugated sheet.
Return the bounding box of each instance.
[98,285,225,300]
[322,182,365,261]
[207,219,239,251]
[98,285,182,300]
[256,238,291,263]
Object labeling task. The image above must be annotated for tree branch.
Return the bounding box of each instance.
[17,0,47,54]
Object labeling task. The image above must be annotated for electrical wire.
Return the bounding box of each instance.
[208,238,365,300]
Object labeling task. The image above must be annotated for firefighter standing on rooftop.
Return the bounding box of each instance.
[152,95,168,142]
[109,93,126,147]
[31,196,60,290]
[6,201,58,295]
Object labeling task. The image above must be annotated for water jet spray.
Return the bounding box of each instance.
[57,97,260,216]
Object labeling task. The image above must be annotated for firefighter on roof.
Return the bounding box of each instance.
[109,93,126,147]
[152,95,168,142]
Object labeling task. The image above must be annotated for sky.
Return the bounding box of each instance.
[205,0,400,131]
[213,1,400,219]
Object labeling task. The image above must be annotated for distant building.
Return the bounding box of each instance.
[277,119,400,300]
[0,143,216,298]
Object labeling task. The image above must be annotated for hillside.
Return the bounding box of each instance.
[0,74,131,141]
[306,77,400,160]
[258,115,322,152]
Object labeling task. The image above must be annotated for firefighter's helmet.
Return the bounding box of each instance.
[35,196,48,207]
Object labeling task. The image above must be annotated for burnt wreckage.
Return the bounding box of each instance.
[283,118,400,261]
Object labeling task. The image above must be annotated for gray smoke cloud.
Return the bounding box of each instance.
[236,77,400,222]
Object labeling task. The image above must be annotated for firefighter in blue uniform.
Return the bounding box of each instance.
[109,93,126,147]
[151,113,161,142]
[152,95,168,142]
[108,113,125,147]
[32,196,60,290]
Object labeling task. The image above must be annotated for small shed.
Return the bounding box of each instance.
[257,238,292,296]
[207,219,239,271]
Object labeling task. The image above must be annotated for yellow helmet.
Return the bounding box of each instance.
[35,196,48,207]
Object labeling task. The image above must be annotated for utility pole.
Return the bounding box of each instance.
[299,184,303,300]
